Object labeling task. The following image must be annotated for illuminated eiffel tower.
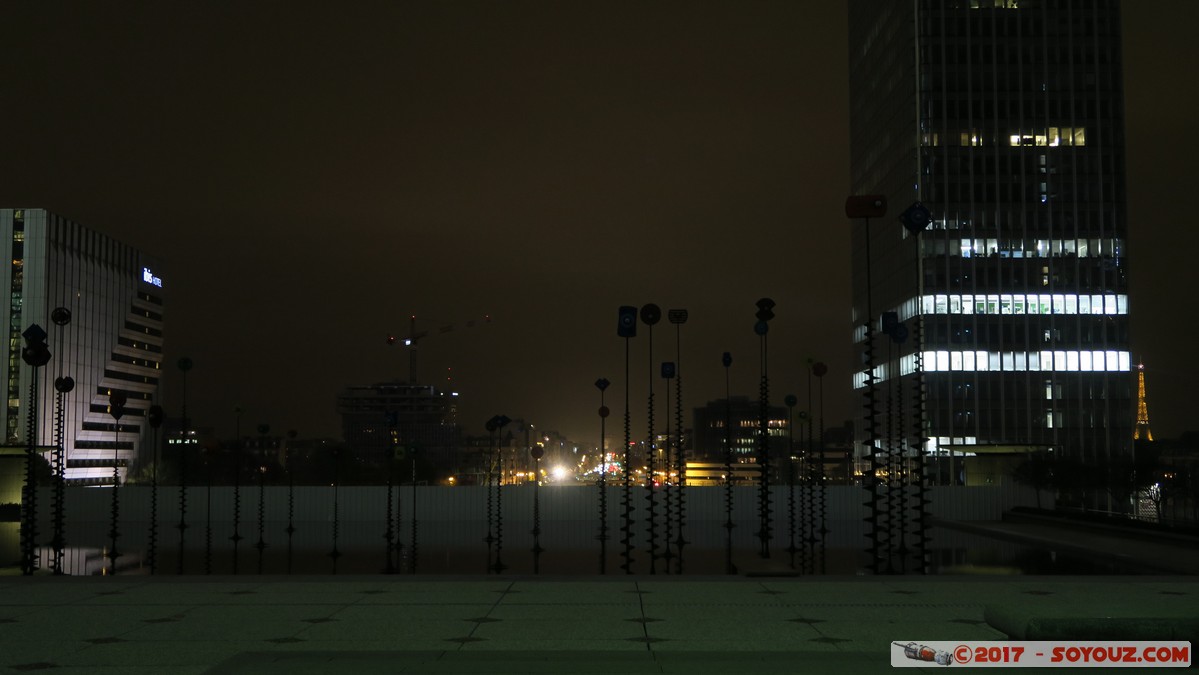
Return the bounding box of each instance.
[1134,362,1153,442]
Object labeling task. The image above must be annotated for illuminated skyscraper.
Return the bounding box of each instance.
[848,1,1132,478]
[2,208,165,485]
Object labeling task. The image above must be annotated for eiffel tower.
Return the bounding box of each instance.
[1133,362,1153,442]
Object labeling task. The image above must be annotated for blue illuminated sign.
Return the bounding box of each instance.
[142,267,163,288]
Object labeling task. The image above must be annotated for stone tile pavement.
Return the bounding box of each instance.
[0,575,1194,674]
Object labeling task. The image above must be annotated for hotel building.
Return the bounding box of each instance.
[2,208,164,485]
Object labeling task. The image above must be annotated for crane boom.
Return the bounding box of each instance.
[386,314,491,384]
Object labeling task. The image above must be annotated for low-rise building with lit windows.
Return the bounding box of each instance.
[336,381,463,473]
[1,208,165,486]
[691,396,789,465]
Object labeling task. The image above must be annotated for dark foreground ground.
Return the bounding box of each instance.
[2,515,1196,674]
[0,574,1195,675]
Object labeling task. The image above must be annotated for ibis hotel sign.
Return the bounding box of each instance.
[142,267,163,288]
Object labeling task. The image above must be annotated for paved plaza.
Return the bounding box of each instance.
[0,574,1196,674]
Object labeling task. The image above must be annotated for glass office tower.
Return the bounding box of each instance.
[848,0,1132,480]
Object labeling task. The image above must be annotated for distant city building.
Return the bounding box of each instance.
[848,1,1132,479]
[691,396,788,464]
[1,208,165,485]
[336,381,463,473]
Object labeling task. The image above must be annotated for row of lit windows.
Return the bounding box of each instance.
[924,216,1123,231]
[921,293,1127,316]
[854,292,1127,343]
[921,349,1131,372]
[927,237,1122,258]
[1009,127,1086,147]
[925,127,1087,148]
[853,349,1131,388]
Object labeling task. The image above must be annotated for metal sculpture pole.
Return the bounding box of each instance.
[661,361,675,573]
[256,424,269,574]
[530,444,544,574]
[385,417,397,574]
[784,394,798,570]
[203,444,213,575]
[49,307,71,575]
[754,298,776,559]
[329,446,341,574]
[491,415,511,574]
[146,405,163,574]
[395,447,404,571]
[798,408,813,574]
[51,374,74,575]
[641,303,661,574]
[19,324,51,576]
[880,321,896,574]
[409,443,418,574]
[286,429,297,575]
[21,376,40,576]
[899,201,933,575]
[485,417,498,573]
[804,359,816,573]
[847,195,885,575]
[812,361,830,574]
[892,330,909,575]
[231,407,243,573]
[617,306,637,574]
[107,391,128,574]
[595,378,610,574]
[721,351,736,575]
[176,357,193,575]
[668,309,689,574]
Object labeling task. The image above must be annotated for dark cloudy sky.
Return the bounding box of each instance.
[2,1,1196,446]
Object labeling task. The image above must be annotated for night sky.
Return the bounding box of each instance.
[2,1,1196,446]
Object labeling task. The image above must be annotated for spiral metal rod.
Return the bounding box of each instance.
[620,338,634,574]
[107,424,121,573]
[597,392,609,575]
[286,447,296,575]
[673,359,687,573]
[410,458,419,574]
[912,241,932,574]
[20,379,40,576]
[384,450,396,574]
[231,431,243,574]
[329,449,341,574]
[147,425,160,575]
[662,378,674,573]
[756,334,772,559]
[722,360,736,575]
[51,388,67,575]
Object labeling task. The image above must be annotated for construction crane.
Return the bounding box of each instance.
[387,314,491,385]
